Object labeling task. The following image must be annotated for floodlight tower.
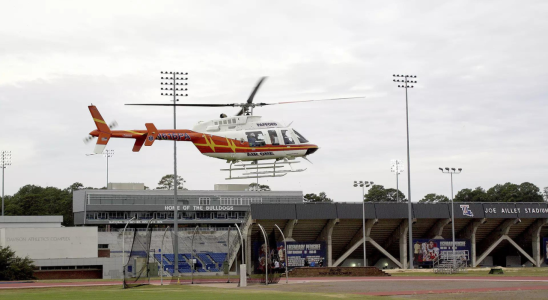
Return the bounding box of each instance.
[1,151,12,216]
[353,180,374,267]
[390,159,404,202]
[392,74,417,269]
[439,167,462,269]
[160,71,188,277]
[105,149,114,188]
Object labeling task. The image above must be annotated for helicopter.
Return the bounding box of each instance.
[85,77,363,179]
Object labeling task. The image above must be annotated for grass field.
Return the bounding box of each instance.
[0,285,388,300]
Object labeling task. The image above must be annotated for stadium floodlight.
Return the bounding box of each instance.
[439,167,462,271]
[1,150,12,216]
[390,159,404,202]
[392,73,418,269]
[161,71,189,276]
[122,216,136,274]
[353,180,374,267]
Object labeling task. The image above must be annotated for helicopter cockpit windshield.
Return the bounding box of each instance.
[246,131,266,147]
[292,129,309,143]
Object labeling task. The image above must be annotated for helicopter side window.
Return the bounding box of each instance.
[293,129,309,143]
[268,130,279,146]
[246,131,266,147]
[281,130,295,145]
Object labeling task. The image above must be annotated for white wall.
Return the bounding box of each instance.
[0,227,98,259]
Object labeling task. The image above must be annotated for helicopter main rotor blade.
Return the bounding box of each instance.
[126,103,237,107]
[256,96,365,106]
[236,76,267,116]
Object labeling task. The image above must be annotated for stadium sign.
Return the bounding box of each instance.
[164,205,234,211]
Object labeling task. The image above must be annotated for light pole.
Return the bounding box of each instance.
[439,167,462,270]
[1,151,11,216]
[161,226,170,285]
[86,150,114,189]
[105,149,114,188]
[353,180,373,267]
[393,74,417,269]
[390,159,404,202]
[160,71,189,277]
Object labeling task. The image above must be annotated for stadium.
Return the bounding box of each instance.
[4,185,548,280]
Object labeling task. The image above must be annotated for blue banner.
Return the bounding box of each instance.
[277,241,326,268]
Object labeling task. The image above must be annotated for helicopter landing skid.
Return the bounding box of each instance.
[222,160,306,180]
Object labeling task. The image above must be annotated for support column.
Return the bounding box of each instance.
[528,219,548,267]
[475,218,518,267]
[458,218,486,267]
[399,219,409,269]
[428,218,451,239]
[316,219,339,267]
[283,219,298,242]
[245,221,255,275]
[333,219,377,267]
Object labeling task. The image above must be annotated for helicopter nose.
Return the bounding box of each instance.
[306,146,319,156]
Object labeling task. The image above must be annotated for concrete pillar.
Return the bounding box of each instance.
[458,218,486,267]
[316,219,338,267]
[428,218,451,239]
[283,219,298,242]
[399,220,409,269]
[245,224,253,275]
[530,219,548,267]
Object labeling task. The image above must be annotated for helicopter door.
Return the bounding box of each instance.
[268,130,280,145]
[281,129,295,145]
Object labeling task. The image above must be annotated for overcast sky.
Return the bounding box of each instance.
[1,0,547,202]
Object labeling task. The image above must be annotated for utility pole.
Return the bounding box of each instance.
[1,151,12,216]
[393,74,417,268]
[160,71,188,277]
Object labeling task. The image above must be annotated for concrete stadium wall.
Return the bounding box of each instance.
[0,227,98,259]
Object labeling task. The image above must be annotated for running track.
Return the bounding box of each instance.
[2,276,548,296]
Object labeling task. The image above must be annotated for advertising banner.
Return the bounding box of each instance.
[412,239,470,267]
[277,241,326,268]
[543,238,548,265]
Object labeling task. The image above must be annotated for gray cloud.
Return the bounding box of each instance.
[0,0,547,202]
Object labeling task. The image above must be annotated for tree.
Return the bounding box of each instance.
[5,184,74,226]
[364,185,406,202]
[385,188,407,202]
[0,246,35,280]
[419,193,450,203]
[304,192,333,203]
[454,187,487,202]
[248,183,271,191]
[156,174,186,190]
[518,182,544,202]
[68,182,84,193]
[486,182,543,202]
[364,185,387,202]
[544,187,548,202]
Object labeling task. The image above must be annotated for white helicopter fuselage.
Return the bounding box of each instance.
[190,115,318,161]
